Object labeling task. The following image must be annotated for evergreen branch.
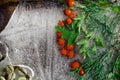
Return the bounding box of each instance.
[68,0,120,80]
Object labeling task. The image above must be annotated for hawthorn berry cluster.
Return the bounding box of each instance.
[56,0,85,76]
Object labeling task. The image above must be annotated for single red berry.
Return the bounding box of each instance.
[57,38,65,45]
[60,48,68,56]
[68,0,74,7]
[58,20,64,27]
[64,9,72,16]
[66,18,72,24]
[66,44,74,50]
[56,32,62,38]
[70,61,80,69]
[79,68,85,75]
[67,50,75,58]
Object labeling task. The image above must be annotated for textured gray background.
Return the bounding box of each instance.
[0,5,83,80]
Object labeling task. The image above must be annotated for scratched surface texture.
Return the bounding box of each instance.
[0,4,84,80]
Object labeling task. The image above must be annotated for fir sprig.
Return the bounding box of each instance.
[68,0,120,80]
[56,0,120,80]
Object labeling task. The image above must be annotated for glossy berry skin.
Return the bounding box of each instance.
[79,68,85,75]
[58,20,64,27]
[64,9,72,16]
[70,61,80,69]
[66,44,74,50]
[60,48,68,56]
[66,18,72,24]
[57,38,65,45]
[67,50,75,58]
[56,32,62,38]
[68,0,74,7]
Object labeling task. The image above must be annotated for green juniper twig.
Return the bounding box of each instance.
[67,0,120,80]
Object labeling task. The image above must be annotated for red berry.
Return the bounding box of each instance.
[60,48,68,56]
[56,32,62,38]
[67,50,75,58]
[79,68,85,75]
[70,61,80,69]
[66,18,72,24]
[64,9,72,16]
[68,0,74,7]
[66,44,74,50]
[68,12,76,19]
[58,20,64,27]
[57,38,65,45]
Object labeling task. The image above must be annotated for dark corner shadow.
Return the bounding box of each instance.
[0,0,84,33]
[0,0,62,33]
[0,0,18,33]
